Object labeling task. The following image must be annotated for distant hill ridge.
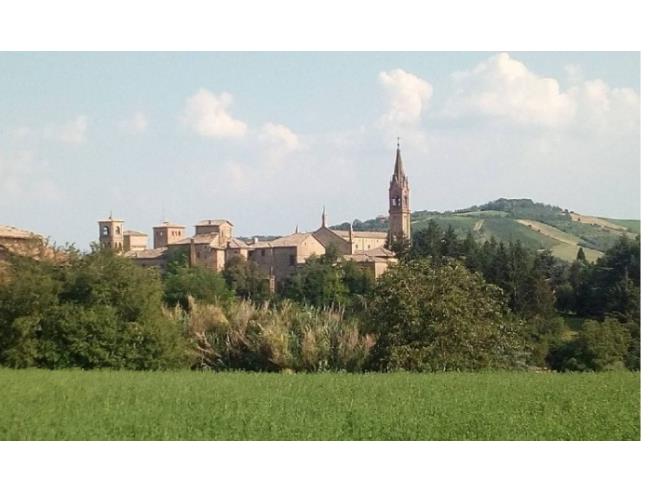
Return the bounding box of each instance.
[333,198,640,263]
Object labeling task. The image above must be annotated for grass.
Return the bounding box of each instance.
[605,218,640,234]
[0,369,639,440]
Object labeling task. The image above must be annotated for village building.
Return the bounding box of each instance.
[123,230,148,252]
[101,144,411,286]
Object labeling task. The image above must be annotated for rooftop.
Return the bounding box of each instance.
[331,229,388,239]
[343,247,396,262]
[124,230,148,237]
[195,219,233,227]
[154,222,185,229]
[124,247,167,259]
[267,232,313,247]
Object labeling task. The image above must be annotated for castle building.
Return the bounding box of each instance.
[388,142,411,245]
[101,143,408,284]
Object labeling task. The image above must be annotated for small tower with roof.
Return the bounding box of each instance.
[98,213,125,251]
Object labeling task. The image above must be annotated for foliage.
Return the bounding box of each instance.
[168,297,374,372]
[280,253,374,310]
[223,255,272,302]
[548,318,632,371]
[402,221,558,319]
[0,369,639,440]
[367,259,526,371]
[163,264,233,309]
[555,234,640,323]
[0,247,188,369]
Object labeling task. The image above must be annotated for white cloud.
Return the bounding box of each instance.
[378,68,433,126]
[445,53,574,127]
[182,88,247,139]
[121,111,149,134]
[443,53,639,133]
[53,115,88,144]
[259,122,300,153]
[567,79,639,134]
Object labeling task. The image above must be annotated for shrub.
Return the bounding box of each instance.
[0,247,189,369]
[366,259,526,371]
[172,297,374,372]
[548,318,632,371]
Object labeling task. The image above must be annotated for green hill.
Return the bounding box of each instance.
[336,198,639,263]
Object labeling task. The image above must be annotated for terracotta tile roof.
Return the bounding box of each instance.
[195,219,233,226]
[124,247,167,259]
[343,246,396,262]
[170,233,221,246]
[227,237,251,249]
[331,229,388,239]
[267,232,313,247]
[124,230,148,237]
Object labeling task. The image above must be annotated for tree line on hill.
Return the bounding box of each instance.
[0,221,640,372]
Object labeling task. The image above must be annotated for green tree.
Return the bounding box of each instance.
[281,255,350,308]
[163,264,233,309]
[223,255,272,302]
[548,318,631,371]
[0,247,188,369]
[367,259,525,371]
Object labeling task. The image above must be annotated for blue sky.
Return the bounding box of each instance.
[0,52,640,249]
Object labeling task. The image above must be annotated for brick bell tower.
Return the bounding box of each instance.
[388,140,411,246]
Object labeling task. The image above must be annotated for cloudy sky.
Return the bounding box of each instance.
[0,52,639,249]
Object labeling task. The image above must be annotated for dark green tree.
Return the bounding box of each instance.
[367,259,525,371]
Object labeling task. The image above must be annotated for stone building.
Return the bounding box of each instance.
[153,222,185,249]
[123,230,148,252]
[248,232,327,282]
[104,143,411,285]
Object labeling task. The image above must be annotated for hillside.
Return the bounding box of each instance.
[335,198,639,262]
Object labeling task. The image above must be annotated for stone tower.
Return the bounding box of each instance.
[388,142,411,246]
[98,214,125,251]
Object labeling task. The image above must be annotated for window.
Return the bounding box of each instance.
[116,226,121,235]
[101,225,109,236]
[261,250,266,257]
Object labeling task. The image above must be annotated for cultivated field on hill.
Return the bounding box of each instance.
[0,369,639,440]
[342,199,639,263]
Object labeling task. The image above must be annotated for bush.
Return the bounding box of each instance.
[367,259,526,371]
[0,247,188,369]
[171,297,375,372]
[548,318,632,371]
[163,265,233,309]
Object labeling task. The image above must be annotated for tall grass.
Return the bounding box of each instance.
[166,297,375,372]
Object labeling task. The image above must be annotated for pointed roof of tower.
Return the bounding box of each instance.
[393,141,406,180]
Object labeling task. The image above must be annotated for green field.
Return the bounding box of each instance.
[0,370,639,440]
[606,218,641,234]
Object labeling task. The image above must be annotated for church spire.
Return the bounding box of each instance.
[393,138,406,181]
[388,141,411,246]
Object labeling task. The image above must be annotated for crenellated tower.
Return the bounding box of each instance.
[388,141,411,246]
